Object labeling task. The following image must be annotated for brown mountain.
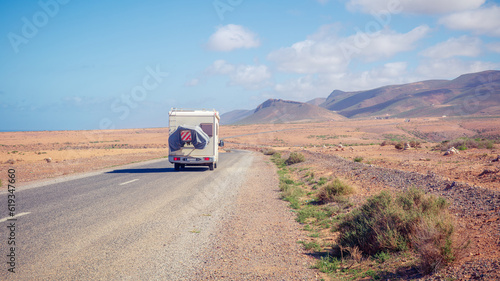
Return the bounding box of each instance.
[306,97,327,106]
[321,70,500,118]
[223,99,345,125]
[220,109,253,125]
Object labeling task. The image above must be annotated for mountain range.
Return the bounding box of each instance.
[221,70,500,125]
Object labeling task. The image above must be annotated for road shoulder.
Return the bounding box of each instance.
[195,152,318,280]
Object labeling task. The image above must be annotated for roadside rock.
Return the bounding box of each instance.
[404,142,412,150]
[444,147,460,156]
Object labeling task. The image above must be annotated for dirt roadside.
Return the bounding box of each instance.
[194,152,319,280]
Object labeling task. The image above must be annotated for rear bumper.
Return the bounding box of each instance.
[168,156,215,165]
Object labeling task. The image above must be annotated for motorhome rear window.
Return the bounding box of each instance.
[200,123,213,137]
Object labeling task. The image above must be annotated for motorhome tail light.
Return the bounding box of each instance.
[173,157,180,161]
[204,157,210,161]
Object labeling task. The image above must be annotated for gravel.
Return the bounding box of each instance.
[194,152,319,280]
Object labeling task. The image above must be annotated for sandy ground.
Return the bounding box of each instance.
[0,128,170,185]
[1,117,499,279]
[222,117,500,192]
[2,117,498,190]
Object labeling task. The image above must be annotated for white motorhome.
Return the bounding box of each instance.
[168,109,222,171]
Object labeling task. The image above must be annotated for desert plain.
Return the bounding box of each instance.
[1,116,499,279]
[2,116,499,189]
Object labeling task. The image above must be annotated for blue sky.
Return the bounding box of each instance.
[1,0,499,131]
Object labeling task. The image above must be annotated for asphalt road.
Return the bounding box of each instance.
[0,150,254,280]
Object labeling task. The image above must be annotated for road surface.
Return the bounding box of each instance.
[0,150,253,280]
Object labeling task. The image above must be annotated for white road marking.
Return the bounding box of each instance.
[0,212,31,223]
[119,179,139,185]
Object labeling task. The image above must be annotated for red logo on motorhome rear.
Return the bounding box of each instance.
[180,130,192,141]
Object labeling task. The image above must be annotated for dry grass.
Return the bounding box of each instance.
[336,188,460,272]
[317,178,355,203]
[285,152,305,165]
[413,220,471,274]
[434,137,497,151]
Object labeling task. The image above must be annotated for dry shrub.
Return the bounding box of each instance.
[381,140,397,146]
[435,138,497,151]
[409,140,422,148]
[261,148,278,155]
[395,142,405,150]
[394,140,421,150]
[346,246,363,263]
[413,220,470,274]
[317,178,354,203]
[337,188,458,273]
[285,152,305,165]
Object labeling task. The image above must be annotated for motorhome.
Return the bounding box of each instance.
[168,109,222,171]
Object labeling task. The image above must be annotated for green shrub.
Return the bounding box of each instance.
[373,251,390,263]
[354,157,363,162]
[296,205,332,224]
[262,148,278,155]
[435,137,498,151]
[313,255,340,273]
[284,195,301,209]
[317,178,354,203]
[271,153,285,167]
[317,177,328,186]
[337,188,456,272]
[298,240,322,252]
[279,174,303,210]
[285,152,305,165]
[395,142,405,150]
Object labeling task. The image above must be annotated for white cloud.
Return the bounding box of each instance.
[347,0,484,14]
[416,58,498,79]
[420,36,482,59]
[273,62,413,100]
[184,78,200,87]
[271,56,499,102]
[205,60,271,90]
[207,24,260,51]
[274,75,321,100]
[353,25,429,61]
[439,5,500,37]
[363,62,408,82]
[487,42,500,53]
[267,25,429,74]
[230,65,272,87]
[267,39,349,74]
[207,59,235,74]
[328,62,411,90]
